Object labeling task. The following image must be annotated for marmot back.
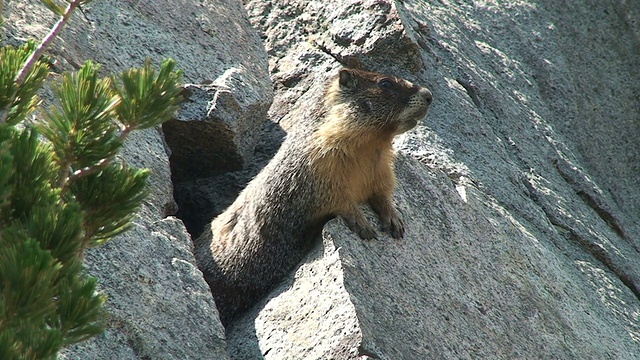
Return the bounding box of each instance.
[195,68,433,325]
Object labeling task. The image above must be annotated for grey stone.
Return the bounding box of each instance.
[164,65,273,181]
[227,236,362,360]
[4,0,274,358]
[223,0,640,358]
[5,0,640,358]
[61,218,228,360]
[153,0,273,183]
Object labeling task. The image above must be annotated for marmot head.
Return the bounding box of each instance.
[327,68,433,135]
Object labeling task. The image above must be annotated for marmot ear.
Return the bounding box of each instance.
[338,69,358,91]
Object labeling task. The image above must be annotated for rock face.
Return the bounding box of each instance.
[5,0,640,359]
[224,0,640,358]
[3,0,269,358]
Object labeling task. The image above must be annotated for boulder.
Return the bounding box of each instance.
[223,0,640,358]
[5,0,640,358]
[3,0,270,358]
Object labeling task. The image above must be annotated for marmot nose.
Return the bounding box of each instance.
[418,87,433,106]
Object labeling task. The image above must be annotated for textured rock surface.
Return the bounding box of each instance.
[1,0,273,358]
[221,0,640,358]
[5,0,640,359]
[227,236,362,359]
[61,217,227,360]
[157,0,274,236]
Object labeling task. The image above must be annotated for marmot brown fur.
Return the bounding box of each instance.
[195,68,432,325]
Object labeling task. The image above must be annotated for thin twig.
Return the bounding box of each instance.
[57,158,71,189]
[0,0,84,124]
[65,125,134,185]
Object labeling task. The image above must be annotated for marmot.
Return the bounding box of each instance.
[195,68,432,325]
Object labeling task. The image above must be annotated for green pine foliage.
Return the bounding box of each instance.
[0,1,184,359]
[0,41,51,125]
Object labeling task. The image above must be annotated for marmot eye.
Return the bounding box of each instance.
[378,79,394,90]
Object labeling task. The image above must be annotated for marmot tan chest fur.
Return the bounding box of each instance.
[195,68,433,325]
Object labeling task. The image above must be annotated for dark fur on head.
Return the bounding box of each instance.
[328,68,432,134]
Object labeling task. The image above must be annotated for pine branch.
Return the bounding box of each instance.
[62,58,183,188]
[0,0,87,124]
[64,125,132,187]
[57,157,72,189]
[0,2,184,357]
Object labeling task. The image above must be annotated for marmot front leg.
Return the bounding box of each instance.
[369,193,404,239]
[340,203,378,240]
